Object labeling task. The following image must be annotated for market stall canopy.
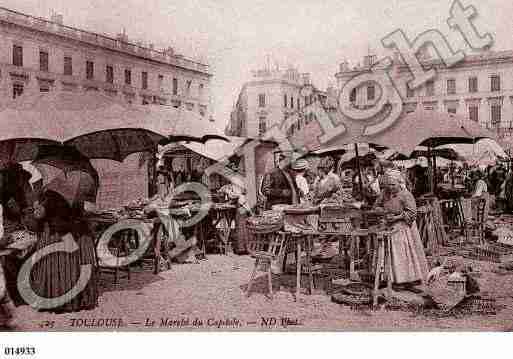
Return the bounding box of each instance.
[0,92,224,162]
[178,136,248,162]
[438,139,508,160]
[410,147,465,161]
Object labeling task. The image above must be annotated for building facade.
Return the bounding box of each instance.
[336,51,513,139]
[226,66,324,137]
[0,6,212,118]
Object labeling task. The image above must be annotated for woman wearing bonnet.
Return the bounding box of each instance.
[373,171,429,289]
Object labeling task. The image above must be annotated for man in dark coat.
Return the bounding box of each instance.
[261,154,300,210]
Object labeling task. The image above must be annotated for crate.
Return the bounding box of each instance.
[318,205,354,234]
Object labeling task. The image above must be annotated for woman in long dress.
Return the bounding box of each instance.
[31,190,98,312]
[374,172,429,286]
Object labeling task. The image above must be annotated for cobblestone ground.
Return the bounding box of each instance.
[9,254,513,331]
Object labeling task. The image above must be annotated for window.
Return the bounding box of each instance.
[304,96,309,106]
[13,45,23,66]
[64,56,72,75]
[491,104,501,126]
[426,80,434,96]
[406,85,414,98]
[283,94,287,107]
[124,69,131,85]
[258,117,267,135]
[469,105,479,122]
[40,84,50,93]
[141,71,148,89]
[158,75,164,89]
[468,77,478,93]
[448,107,457,114]
[172,78,178,95]
[12,83,23,99]
[290,96,293,109]
[258,93,266,108]
[447,79,456,95]
[39,51,49,72]
[86,61,94,80]
[106,65,114,83]
[350,88,357,102]
[186,80,192,95]
[367,85,375,100]
[491,74,501,92]
[199,84,204,98]
[297,98,300,109]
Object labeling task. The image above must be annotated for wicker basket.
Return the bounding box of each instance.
[246,216,283,234]
[331,282,373,306]
[465,243,513,263]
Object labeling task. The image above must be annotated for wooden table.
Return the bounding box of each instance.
[172,203,237,257]
[87,215,163,275]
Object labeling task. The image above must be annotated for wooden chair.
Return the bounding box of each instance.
[283,232,317,298]
[246,228,286,299]
[97,229,132,284]
[458,197,487,245]
[371,229,397,307]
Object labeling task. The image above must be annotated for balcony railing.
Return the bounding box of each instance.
[0,6,210,74]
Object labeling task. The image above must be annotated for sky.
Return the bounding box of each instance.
[3,0,513,130]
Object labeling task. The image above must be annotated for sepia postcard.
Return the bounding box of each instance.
[0,0,513,345]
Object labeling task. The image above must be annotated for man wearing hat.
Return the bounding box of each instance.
[261,153,303,210]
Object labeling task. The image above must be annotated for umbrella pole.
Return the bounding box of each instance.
[148,146,157,197]
[433,153,438,194]
[451,161,455,188]
[427,145,433,194]
[354,143,364,198]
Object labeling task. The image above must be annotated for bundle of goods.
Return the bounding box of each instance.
[246,212,284,254]
[124,197,149,211]
[319,188,356,206]
[84,209,120,223]
[246,211,283,233]
[282,204,319,233]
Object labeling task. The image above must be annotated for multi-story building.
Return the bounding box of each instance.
[336,51,513,139]
[226,66,325,137]
[0,6,212,118]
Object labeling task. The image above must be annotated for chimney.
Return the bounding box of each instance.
[163,46,174,56]
[51,13,63,25]
[339,60,349,72]
[363,54,377,68]
[301,73,310,85]
[116,28,128,42]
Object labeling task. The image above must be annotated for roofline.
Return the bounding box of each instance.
[0,6,211,77]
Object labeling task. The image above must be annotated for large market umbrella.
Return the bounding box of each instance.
[410,147,465,161]
[0,91,227,162]
[32,144,100,187]
[32,144,100,206]
[0,138,60,166]
[311,109,497,157]
[43,171,98,206]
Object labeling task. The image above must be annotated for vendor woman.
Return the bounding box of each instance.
[313,156,341,204]
[373,172,429,288]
